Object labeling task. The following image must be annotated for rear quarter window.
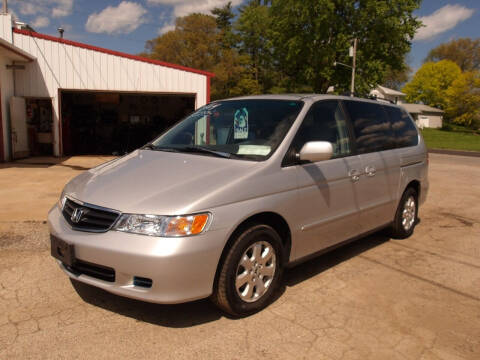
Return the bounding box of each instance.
[383,106,419,148]
[343,100,396,153]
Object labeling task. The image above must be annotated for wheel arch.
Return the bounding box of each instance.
[212,211,292,292]
[405,179,420,199]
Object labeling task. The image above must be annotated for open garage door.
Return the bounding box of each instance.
[60,91,195,156]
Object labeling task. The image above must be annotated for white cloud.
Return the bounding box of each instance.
[52,0,74,18]
[415,4,475,41]
[19,3,41,16]
[17,0,73,17]
[86,1,147,34]
[158,22,175,34]
[147,0,242,17]
[32,16,50,28]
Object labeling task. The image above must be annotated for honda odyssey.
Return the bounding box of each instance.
[49,95,428,316]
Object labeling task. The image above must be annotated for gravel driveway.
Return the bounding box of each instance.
[1,153,479,359]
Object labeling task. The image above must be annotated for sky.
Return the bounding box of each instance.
[7,0,479,72]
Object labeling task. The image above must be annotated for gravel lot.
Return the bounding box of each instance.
[1,153,479,359]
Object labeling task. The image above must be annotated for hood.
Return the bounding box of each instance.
[64,150,260,215]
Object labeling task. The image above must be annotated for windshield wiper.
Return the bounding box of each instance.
[142,144,233,158]
[142,144,183,153]
[178,146,232,158]
[141,143,156,150]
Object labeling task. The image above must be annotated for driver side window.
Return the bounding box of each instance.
[291,100,351,158]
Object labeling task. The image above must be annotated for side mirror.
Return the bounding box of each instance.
[298,141,333,163]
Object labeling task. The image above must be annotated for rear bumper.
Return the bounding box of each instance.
[48,205,228,304]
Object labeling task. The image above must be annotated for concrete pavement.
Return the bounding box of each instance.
[1,153,479,359]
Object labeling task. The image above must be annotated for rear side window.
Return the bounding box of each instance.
[291,100,351,158]
[383,106,419,148]
[343,101,396,153]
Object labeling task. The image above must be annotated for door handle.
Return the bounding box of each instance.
[348,169,360,182]
[365,165,376,177]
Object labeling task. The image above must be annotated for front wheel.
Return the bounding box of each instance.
[391,187,418,239]
[212,224,284,316]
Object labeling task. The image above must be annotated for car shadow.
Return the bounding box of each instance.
[284,232,389,287]
[71,279,223,327]
[71,231,389,327]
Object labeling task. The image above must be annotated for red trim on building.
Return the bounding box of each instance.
[13,29,215,78]
[206,76,211,103]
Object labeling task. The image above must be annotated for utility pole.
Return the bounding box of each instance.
[350,38,357,97]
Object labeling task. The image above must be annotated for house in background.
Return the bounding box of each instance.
[370,85,406,104]
[369,86,443,129]
[400,104,444,129]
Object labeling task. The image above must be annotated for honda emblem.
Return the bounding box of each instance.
[71,208,84,223]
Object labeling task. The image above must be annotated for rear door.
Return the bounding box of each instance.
[288,100,362,259]
[10,97,29,159]
[342,100,399,232]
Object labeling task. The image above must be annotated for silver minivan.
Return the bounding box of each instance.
[49,95,428,316]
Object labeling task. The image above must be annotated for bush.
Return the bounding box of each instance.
[441,122,453,131]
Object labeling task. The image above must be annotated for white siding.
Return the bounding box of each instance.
[10,32,209,155]
[428,115,443,128]
[0,55,14,160]
[13,33,208,98]
[0,14,12,43]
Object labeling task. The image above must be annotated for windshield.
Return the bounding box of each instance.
[150,99,304,160]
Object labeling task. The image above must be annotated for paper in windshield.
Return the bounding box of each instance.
[234,108,249,139]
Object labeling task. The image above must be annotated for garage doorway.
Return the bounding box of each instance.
[60,91,196,156]
[10,97,54,159]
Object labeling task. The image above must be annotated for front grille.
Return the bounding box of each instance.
[65,259,115,282]
[62,198,120,232]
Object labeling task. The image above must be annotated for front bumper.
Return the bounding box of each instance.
[48,205,228,304]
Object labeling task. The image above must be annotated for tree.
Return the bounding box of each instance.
[235,1,276,92]
[143,14,218,71]
[382,64,412,90]
[211,2,236,48]
[142,12,259,100]
[425,38,480,72]
[211,3,262,98]
[444,71,480,127]
[269,0,422,94]
[403,60,462,109]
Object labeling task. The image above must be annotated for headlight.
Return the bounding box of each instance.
[114,213,210,237]
[58,190,67,210]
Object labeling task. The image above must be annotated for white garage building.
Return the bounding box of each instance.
[0,13,214,161]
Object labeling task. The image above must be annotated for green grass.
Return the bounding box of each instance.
[421,128,480,152]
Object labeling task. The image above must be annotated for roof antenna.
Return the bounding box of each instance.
[2,0,8,14]
[57,27,64,38]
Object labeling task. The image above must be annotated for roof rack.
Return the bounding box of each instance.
[367,94,396,104]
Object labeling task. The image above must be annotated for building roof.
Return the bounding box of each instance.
[13,29,215,78]
[0,36,35,62]
[376,85,406,97]
[401,103,444,114]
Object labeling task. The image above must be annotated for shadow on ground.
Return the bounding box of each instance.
[71,232,390,327]
[0,156,113,171]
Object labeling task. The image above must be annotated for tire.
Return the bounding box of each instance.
[391,187,418,239]
[212,224,284,316]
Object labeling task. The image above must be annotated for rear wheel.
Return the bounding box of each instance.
[391,187,418,239]
[212,224,284,316]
